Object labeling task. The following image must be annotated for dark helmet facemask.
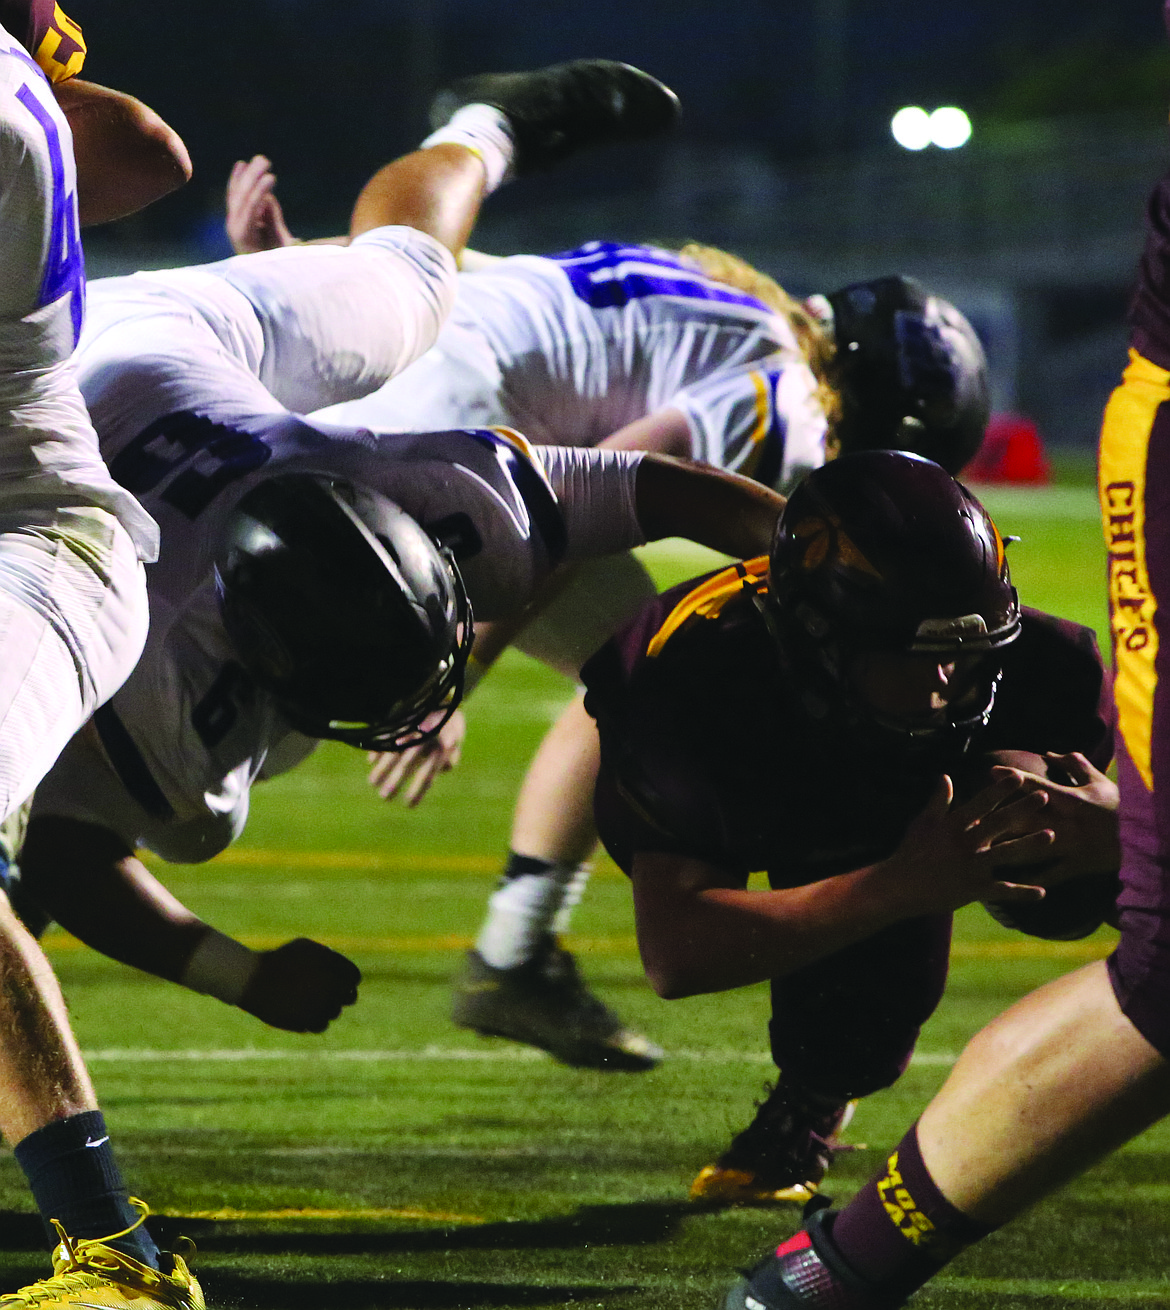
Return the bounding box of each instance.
[765,450,1020,757]
[215,474,474,753]
[847,643,1004,750]
[298,552,475,752]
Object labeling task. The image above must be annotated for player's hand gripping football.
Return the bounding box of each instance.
[367,708,467,807]
[226,154,297,253]
[1003,750,1119,882]
[882,768,1055,916]
[239,937,361,1033]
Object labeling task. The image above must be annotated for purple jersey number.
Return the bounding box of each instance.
[15,78,84,345]
[110,412,273,520]
[548,241,767,313]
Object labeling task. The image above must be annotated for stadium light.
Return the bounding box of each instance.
[891,105,972,151]
[891,106,931,151]
[929,106,972,149]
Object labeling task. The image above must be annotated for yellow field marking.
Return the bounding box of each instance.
[42,930,638,953]
[42,928,1113,959]
[186,848,501,874]
[951,937,1114,960]
[163,1206,484,1224]
[38,930,480,953]
[143,846,628,877]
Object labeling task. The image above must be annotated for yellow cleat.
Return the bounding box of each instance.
[688,1085,862,1207]
[689,1164,818,1206]
[0,1200,203,1310]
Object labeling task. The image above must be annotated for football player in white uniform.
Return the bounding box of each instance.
[0,48,680,1310]
[0,5,201,1307]
[4,68,781,1021]
[318,239,837,1070]
[226,162,994,1072]
[10,273,785,1036]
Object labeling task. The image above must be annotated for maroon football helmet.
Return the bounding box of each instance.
[767,450,1020,745]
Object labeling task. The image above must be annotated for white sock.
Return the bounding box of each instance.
[420,104,515,193]
[552,863,591,934]
[476,862,590,969]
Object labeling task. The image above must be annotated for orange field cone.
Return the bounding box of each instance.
[962,413,1051,485]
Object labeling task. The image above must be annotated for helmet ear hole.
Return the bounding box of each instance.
[216,473,474,751]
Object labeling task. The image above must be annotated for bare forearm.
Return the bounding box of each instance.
[598,408,694,457]
[20,819,206,981]
[634,455,784,559]
[633,775,1056,997]
[633,859,908,998]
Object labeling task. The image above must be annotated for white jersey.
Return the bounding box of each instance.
[0,25,156,556]
[32,247,648,859]
[317,241,828,491]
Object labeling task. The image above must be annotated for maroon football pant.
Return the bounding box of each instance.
[767,910,953,1097]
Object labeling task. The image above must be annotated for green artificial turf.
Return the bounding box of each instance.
[5,485,1158,1309]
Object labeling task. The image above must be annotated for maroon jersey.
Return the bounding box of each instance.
[583,561,1113,881]
[1130,173,1170,372]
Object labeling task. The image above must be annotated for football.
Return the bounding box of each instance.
[965,748,1119,941]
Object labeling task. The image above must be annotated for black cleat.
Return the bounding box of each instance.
[692,1082,860,1205]
[722,1210,883,1310]
[429,59,681,174]
[452,937,664,1071]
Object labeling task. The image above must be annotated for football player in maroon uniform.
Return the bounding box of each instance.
[715,34,1170,1309]
[582,451,1120,1209]
[714,4,1170,1300]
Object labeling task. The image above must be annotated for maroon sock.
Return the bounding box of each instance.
[830,1122,996,1302]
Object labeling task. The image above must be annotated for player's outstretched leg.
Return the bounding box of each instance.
[690,1081,857,1206]
[455,695,662,1072]
[429,59,681,175]
[0,896,199,1307]
[234,61,680,257]
[351,60,680,256]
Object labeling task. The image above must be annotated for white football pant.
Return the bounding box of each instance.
[0,507,146,820]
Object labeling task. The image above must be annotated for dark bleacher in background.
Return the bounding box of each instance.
[75,0,1170,448]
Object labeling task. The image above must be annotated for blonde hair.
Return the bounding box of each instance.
[675,242,842,448]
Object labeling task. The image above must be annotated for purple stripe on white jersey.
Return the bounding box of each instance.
[0,40,46,80]
[547,240,769,314]
[14,78,84,343]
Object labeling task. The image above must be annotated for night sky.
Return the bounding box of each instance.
[70,0,1168,243]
